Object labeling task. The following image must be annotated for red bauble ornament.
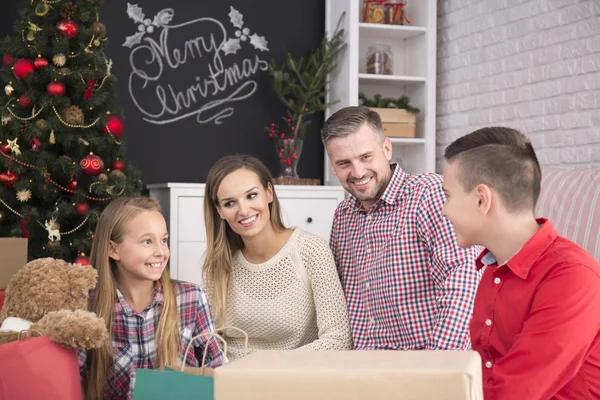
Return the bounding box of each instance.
[18,94,33,108]
[112,160,125,171]
[80,153,104,176]
[57,20,78,39]
[47,81,66,96]
[100,115,125,138]
[30,137,41,152]
[66,179,78,190]
[0,143,10,155]
[34,57,48,70]
[3,54,13,66]
[75,203,89,216]
[0,171,18,188]
[13,59,35,79]
[74,255,89,266]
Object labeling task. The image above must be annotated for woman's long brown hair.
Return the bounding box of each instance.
[202,155,286,328]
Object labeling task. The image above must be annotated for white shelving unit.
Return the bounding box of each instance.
[324,0,437,185]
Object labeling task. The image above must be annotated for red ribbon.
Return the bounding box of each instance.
[362,0,386,22]
[385,2,410,24]
[83,79,95,100]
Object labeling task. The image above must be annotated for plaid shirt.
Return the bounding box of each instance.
[79,280,224,400]
[330,164,480,350]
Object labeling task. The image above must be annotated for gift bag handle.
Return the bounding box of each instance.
[217,326,249,356]
[17,329,43,340]
[182,331,227,374]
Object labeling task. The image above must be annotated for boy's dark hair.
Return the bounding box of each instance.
[444,127,542,213]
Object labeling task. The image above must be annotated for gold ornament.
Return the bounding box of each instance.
[110,169,125,178]
[16,189,32,202]
[0,211,4,221]
[98,173,108,181]
[34,3,50,16]
[93,39,101,47]
[6,138,21,156]
[90,22,107,39]
[26,30,35,41]
[59,67,71,76]
[49,130,56,144]
[62,105,84,125]
[1,114,11,126]
[53,53,66,67]
[36,119,47,131]
[4,83,14,96]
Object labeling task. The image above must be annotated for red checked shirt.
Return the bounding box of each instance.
[472,219,600,400]
[79,281,225,400]
[330,164,480,350]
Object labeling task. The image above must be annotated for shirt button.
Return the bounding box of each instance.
[485,319,492,326]
[494,277,501,284]
[365,282,370,289]
[485,361,492,368]
[366,248,371,254]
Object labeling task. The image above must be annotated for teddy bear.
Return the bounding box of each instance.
[0,257,108,350]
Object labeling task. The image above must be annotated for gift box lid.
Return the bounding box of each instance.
[215,350,483,400]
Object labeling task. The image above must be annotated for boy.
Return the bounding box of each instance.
[442,126,600,399]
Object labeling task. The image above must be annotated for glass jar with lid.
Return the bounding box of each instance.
[366,42,393,75]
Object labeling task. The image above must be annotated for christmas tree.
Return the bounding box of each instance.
[0,0,142,263]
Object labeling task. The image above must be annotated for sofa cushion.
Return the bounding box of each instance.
[536,167,600,261]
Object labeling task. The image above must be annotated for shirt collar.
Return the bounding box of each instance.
[344,163,407,212]
[475,218,557,279]
[115,280,164,316]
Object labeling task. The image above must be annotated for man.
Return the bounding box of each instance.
[321,106,479,350]
[442,126,600,399]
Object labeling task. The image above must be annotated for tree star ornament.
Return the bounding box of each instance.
[53,53,66,67]
[6,138,21,156]
[17,189,32,202]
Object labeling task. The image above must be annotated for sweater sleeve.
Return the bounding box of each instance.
[296,232,353,351]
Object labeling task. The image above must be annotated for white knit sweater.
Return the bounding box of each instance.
[221,228,352,360]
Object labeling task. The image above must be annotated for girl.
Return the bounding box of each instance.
[203,154,352,360]
[80,196,224,400]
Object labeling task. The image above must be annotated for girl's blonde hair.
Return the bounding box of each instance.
[83,196,180,399]
[202,155,286,327]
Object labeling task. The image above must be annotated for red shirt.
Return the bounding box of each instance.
[471,219,600,400]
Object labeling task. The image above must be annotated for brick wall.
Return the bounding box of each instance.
[436,0,600,171]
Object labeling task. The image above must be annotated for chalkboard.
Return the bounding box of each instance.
[0,0,326,185]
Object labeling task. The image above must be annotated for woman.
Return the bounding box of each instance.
[202,154,352,360]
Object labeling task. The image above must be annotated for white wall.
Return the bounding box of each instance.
[436,0,600,172]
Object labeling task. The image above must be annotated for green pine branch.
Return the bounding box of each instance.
[266,13,347,140]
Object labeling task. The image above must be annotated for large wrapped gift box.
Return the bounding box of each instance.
[0,238,28,290]
[215,350,483,400]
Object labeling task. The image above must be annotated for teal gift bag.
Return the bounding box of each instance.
[132,331,226,400]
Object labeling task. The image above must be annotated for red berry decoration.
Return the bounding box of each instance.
[112,159,125,171]
[57,20,78,39]
[66,179,78,190]
[33,57,48,70]
[3,54,13,66]
[0,171,18,188]
[13,59,35,79]
[100,115,125,138]
[18,94,33,108]
[80,153,104,176]
[0,143,11,155]
[75,203,89,216]
[74,255,89,266]
[47,81,66,96]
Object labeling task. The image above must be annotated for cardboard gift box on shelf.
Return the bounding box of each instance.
[214,350,483,400]
[0,238,28,290]
[370,107,416,138]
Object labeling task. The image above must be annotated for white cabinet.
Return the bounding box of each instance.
[324,0,437,184]
[148,183,346,286]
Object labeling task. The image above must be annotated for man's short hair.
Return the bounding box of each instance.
[444,127,542,213]
[321,106,384,146]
